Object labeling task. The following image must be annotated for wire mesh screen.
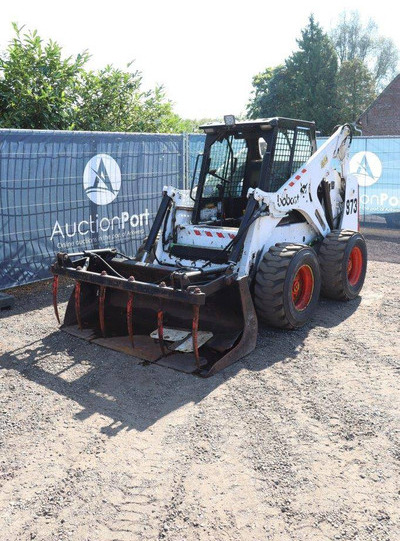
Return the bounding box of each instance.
[317,136,400,227]
[268,129,294,191]
[202,139,228,197]
[0,130,184,289]
[291,128,313,174]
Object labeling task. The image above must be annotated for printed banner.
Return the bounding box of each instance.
[1,131,399,290]
[319,136,400,227]
[0,130,184,289]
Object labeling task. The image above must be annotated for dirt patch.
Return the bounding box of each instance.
[1,234,399,540]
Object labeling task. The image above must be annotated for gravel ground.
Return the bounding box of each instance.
[0,229,399,541]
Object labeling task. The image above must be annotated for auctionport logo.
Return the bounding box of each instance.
[50,152,150,246]
[350,151,382,187]
[83,154,121,205]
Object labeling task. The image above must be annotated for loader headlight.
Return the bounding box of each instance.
[224,114,236,126]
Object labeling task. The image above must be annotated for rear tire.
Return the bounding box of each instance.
[319,230,367,300]
[254,243,321,329]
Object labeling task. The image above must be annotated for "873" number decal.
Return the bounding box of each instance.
[346,198,358,214]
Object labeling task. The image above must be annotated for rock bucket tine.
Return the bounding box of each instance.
[98,270,107,338]
[52,275,60,324]
[126,276,135,349]
[157,309,166,356]
[157,282,167,356]
[74,280,82,330]
[192,288,202,369]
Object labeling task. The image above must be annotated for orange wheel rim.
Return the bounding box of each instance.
[292,265,314,311]
[347,246,363,286]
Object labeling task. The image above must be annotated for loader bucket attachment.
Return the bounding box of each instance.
[51,250,258,377]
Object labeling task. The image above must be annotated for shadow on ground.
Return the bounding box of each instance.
[1,282,361,436]
[0,278,73,318]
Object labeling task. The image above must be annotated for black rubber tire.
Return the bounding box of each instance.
[319,230,367,301]
[254,243,321,329]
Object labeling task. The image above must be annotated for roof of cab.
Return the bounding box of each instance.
[199,117,316,132]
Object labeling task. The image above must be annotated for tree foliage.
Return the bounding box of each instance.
[247,66,295,119]
[336,59,376,124]
[0,23,88,129]
[247,12,398,133]
[285,15,338,133]
[330,11,398,89]
[0,24,189,132]
[248,16,338,134]
[73,65,184,132]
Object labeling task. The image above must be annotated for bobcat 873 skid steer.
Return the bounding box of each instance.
[51,117,367,377]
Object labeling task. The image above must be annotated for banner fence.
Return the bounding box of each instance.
[318,136,400,228]
[1,131,399,290]
[0,130,184,289]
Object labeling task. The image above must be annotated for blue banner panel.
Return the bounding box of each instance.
[318,136,400,226]
[0,130,184,289]
[1,131,399,290]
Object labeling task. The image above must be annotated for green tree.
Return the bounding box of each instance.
[330,11,398,89]
[247,65,295,119]
[336,59,376,123]
[247,16,339,134]
[0,24,192,133]
[73,65,181,132]
[0,23,88,129]
[285,15,338,133]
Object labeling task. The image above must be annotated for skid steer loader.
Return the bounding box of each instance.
[51,117,367,376]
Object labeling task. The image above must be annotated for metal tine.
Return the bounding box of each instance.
[99,270,107,337]
[74,257,90,331]
[157,282,167,356]
[126,276,135,349]
[74,278,82,330]
[192,288,202,369]
[52,275,60,324]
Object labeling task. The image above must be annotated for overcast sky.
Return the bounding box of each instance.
[0,0,398,120]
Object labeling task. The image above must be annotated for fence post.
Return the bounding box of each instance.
[183,133,189,190]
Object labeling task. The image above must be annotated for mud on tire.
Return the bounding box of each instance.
[254,243,321,329]
[319,230,367,301]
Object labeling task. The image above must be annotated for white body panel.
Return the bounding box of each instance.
[176,225,236,249]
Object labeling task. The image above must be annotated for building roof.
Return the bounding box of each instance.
[357,74,400,130]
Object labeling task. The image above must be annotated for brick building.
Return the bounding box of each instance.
[357,74,400,135]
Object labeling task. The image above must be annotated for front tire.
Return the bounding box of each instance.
[319,230,367,300]
[254,243,321,329]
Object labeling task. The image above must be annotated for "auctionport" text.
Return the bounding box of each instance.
[50,209,150,241]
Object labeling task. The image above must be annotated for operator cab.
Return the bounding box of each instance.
[191,117,317,226]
